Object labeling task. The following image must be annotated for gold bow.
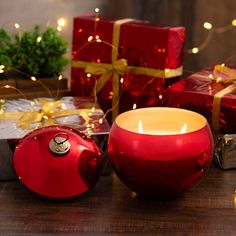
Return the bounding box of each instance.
[213,65,236,83]
[85,58,128,94]
[0,99,101,129]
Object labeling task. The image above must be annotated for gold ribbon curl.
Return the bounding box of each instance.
[72,18,183,121]
[0,99,102,129]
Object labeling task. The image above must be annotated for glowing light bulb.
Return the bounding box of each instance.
[95,8,100,13]
[0,65,5,69]
[232,19,236,26]
[133,103,137,110]
[43,115,48,120]
[165,68,170,73]
[159,94,163,100]
[4,85,10,88]
[221,63,225,67]
[99,118,103,124]
[30,76,36,81]
[192,47,199,54]
[58,75,63,80]
[87,73,91,78]
[203,22,213,30]
[37,36,42,43]
[88,36,93,42]
[95,35,101,42]
[91,107,95,112]
[0,69,4,74]
[217,77,222,82]
[14,23,20,29]
[208,74,213,79]
[57,18,66,27]
[57,26,62,32]
[120,78,124,84]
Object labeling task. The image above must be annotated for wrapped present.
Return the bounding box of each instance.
[0,96,110,179]
[167,65,236,134]
[214,134,236,170]
[71,15,185,121]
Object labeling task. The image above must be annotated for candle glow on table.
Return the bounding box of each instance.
[108,107,213,196]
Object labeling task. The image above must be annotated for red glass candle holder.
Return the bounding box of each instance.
[108,107,213,197]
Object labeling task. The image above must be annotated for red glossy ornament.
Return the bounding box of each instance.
[108,107,213,196]
[13,125,102,198]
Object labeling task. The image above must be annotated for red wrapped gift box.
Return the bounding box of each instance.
[167,66,236,134]
[71,15,185,121]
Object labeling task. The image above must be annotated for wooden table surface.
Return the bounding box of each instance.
[0,164,236,235]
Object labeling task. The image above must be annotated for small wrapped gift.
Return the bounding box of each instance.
[168,65,236,134]
[71,15,185,121]
[214,134,236,170]
[168,65,236,170]
[0,96,110,179]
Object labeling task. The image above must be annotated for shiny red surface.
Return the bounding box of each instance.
[108,121,213,196]
[168,68,236,133]
[71,16,185,116]
[13,126,102,198]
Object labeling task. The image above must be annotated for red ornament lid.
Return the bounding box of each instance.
[13,125,103,198]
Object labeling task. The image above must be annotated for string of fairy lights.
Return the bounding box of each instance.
[1,8,236,128]
[186,19,236,54]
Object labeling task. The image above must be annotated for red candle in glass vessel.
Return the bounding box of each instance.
[108,107,213,196]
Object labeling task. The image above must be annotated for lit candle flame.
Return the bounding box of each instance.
[180,123,187,134]
[138,120,143,134]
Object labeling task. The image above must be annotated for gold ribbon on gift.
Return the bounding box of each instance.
[72,18,183,121]
[212,83,236,131]
[211,65,236,131]
[0,99,102,129]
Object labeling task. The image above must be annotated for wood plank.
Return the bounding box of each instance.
[0,165,235,234]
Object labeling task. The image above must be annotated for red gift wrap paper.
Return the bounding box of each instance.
[71,16,185,120]
[168,68,236,134]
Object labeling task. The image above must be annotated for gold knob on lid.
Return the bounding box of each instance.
[49,132,71,155]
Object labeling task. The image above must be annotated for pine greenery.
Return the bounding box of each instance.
[0,25,68,79]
